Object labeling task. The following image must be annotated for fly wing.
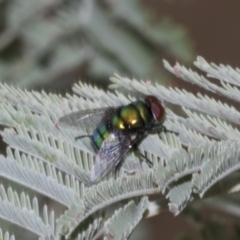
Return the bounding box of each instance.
[57,107,116,133]
[90,131,144,182]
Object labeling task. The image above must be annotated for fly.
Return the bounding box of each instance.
[57,95,171,182]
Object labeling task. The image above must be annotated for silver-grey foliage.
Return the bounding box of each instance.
[0,56,240,239]
[0,0,193,89]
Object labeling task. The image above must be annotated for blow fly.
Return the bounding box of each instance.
[58,95,167,182]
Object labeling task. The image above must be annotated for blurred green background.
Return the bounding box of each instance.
[1,0,240,239]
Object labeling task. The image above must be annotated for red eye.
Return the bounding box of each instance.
[144,95,165,122]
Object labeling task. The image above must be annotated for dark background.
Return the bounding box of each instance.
[149,0,240,66]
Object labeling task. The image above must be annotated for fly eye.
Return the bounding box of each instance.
[144,95,165,122]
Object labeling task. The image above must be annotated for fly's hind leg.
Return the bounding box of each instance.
[75,134,91,141]
[75,127,92,141]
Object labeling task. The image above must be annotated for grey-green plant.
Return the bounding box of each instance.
[0,56,240,239]
[0,0,193,90]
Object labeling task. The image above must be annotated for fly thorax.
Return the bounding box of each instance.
[134,102,153,127]
[119,104,145,129]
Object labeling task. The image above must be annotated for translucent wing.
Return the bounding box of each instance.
[57,107,116,132]
[90,131,145,182]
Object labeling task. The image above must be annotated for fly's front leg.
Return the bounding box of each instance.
[152,124,178,135]
[160,126,177,134]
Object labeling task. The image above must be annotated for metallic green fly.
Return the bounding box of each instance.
[58,95,168,182]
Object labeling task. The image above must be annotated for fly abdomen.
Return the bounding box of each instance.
[92,122,111,149]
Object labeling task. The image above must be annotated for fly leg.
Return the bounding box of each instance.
[136,150,153,166]
[132,145,153,166]
[75,125,92,141]
[116,149,150,180]
[160,126,178,135]
[151,124,178,135]
[75,134,91,141]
